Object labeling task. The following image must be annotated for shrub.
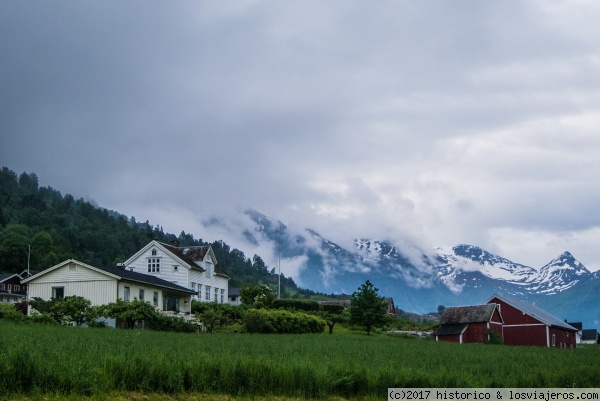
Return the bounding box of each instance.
[0,303,26,322]
[242,309,325,334]
[147,314,197,333]
[272,299,320,312]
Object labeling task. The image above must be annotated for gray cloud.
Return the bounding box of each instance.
[3,1,600,271]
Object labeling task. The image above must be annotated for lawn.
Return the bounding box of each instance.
[1,321,600,399]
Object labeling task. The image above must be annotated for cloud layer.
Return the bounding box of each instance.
[2,1,600,271]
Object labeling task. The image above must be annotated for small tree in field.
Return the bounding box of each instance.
[349,280,387,336]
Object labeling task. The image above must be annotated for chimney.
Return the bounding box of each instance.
[116,263,126,270]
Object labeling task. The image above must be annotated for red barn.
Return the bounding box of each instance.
[435,304,503,344]
[486,294,577,348]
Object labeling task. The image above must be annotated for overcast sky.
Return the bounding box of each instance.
[2,1,600,272]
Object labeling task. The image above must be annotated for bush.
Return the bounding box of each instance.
[272,299,320,312]
[486,329,503,345]
[0,303,26,322]
[147,314,197,333]
[242,309,325,334]
[29,313,59,325]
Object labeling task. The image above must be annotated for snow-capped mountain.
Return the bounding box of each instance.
[204,209,600,328]
[526,251,591,294]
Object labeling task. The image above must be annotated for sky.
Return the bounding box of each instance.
[2,1,600,273]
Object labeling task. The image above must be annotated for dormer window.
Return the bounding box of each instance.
[206,262,212,278]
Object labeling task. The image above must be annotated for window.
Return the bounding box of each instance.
[147,258,160,273]
[197,284,202,297]
[153,291,159,307]
[124,286,130,301]
[52,287,64,299]
[139,289,145,301]
[0,284,4,290]
[173,265,178,272]
[205,262,212,278]
[205,286,211,301]
[552,334,556,347]
[214,287,218,302]
[14,285,20,292]
[220,289,224,304]
[7,284,11,292]
[191,282,196,290]
[152,249,157,256]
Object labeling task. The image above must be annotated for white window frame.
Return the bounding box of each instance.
[124,286,131,302]
[147,258,161,273]
[205,286,211,301]
[139,289,145,302]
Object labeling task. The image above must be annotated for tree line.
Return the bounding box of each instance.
[0,166,318,298]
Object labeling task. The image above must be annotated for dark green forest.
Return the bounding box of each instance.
[0,167,314,297]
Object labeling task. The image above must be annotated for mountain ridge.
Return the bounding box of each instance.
[213,209,600,328]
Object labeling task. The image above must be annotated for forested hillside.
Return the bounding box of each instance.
[0,167,309,297]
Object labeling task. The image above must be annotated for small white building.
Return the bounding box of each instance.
[22,259,197,316]
[124,240,230,303]
[228,287,241,306]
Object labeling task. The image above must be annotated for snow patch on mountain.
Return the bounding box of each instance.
[526,251,590,294]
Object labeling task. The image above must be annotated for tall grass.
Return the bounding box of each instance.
[1,321,600,398]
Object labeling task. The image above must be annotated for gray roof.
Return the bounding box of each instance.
[0,273,22,282]
[440,304,499,325]
[488,294,577,332]
[158,242,230,278]
[94,264,197,295]
[228,287,240,297]
[582,329,598,341]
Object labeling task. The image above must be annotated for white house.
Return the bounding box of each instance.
[123,240,230,303]
[22,259,197,316]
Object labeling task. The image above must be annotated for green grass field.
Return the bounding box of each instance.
[1,321,600,399]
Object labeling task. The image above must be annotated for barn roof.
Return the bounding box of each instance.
[440,304,499,325]
[435,323,467,336]
[487,294,577,332]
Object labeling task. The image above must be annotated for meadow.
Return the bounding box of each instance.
[1,321,600,400]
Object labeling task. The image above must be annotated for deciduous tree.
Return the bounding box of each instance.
[349,280,387,336]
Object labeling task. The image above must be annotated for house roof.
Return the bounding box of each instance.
[440,304,500,325]
[23,259,197,295]
[93,264,197,294]
[228,287,241,297]
[582,329,598,341]
[157,242,230,278]
[487,294,577,332]
[435,323,467,336]
[0,273,23,283]
[568,322,583,331]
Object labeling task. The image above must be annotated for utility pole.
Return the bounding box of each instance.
[278,225,282,299]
